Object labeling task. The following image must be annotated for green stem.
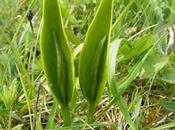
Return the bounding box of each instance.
[116,96,137,130]
[87,103,96,123]
[60,104,72,126]
[110,77,136,130]
[8,108,12,129]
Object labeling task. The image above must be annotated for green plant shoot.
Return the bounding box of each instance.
[40,0,75,126]
[79,0,114,122]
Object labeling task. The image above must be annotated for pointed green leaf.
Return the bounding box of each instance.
[40,0,75,106]
[40,0,75,126]
[79,0,114,104]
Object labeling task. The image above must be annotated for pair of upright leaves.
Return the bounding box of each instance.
[40,0,113,125]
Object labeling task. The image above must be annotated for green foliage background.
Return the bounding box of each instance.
[0,0,175,129]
